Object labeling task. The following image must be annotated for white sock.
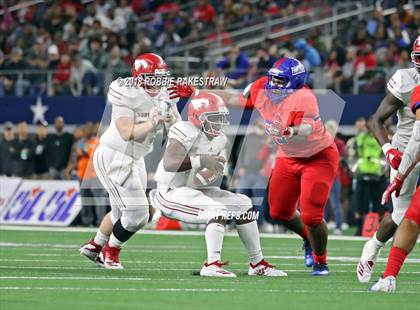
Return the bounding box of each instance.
[205,222,225,263]
[108,233,124,248]
[371,232,385,248]
[93,230,109,247]
[236,221,264,265]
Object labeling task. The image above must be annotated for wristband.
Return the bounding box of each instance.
[190,156,201,169]
[381,143,393,155]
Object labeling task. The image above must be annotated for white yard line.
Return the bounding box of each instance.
[0,286,418,294]
[0,265,419,274]
[1,276,419,285]
[265,255,420,264]
[0,258,368,266]
[0,225,371,241]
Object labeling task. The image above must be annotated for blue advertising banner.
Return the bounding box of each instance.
[0,94,384,126]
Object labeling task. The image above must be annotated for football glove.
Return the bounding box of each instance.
[381,176,403,205]
[382,143,403,170]
[168,83,195,100]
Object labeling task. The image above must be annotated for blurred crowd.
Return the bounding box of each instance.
[0,0,418,96]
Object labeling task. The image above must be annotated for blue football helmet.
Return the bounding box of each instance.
[265,57,307,103]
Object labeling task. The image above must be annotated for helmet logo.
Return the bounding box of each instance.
[191,98,209,110]
[292,63,305,75]
[134,59,149,71]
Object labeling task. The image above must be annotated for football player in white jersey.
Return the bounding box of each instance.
[357,37,420,282]
[151,91,287,278]
[79,53,192,269]
[369,85,420,293]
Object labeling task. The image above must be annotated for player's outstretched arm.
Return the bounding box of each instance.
[372,93,404,170]
[381,106,420,204]
[372,93,402,146]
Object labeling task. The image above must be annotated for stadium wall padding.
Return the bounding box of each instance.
[0,94,384,126]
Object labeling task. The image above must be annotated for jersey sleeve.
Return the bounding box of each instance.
[411,85,420,114]
[387,70,405,101]
[239,82,255,108]
[167,121,198,150]
[108,80,135,119]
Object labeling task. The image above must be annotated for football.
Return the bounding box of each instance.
[192,168,221,187]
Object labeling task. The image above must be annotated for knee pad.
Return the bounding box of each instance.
[309,181,330,206]
[121,207,149,232]
[269,208,293,222]
[301,211,323,227]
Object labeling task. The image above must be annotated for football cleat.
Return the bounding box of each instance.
[79,240,104,267]
[303,239,314,267]
[312,263,329,276]
[101,242,124,270]
[200,260,236,278]
[369,276,396,293]
[357,239,382,282]
[248,259,288,277]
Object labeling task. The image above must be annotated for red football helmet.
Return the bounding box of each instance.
[188,91,229,137]
[411,36,420,72]
[132,53,170,96]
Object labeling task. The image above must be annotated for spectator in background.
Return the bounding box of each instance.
[346,117,367,226]
[107,46,129,81]
[331,46,357,93]
[193,0,216,29]
[33,120,49,179]
[2,47,30,96]
[294,38,321,70]
[155,24,182,54]
[206,20,233,48]
[216,47,250,87]
[82,37,107,71]
[366,9,384,37]
[354,117,385,236]
[236,119,273,232]
[69,122,105,226]
[46,116,74,180]
[13,122,35,178]
[52,53,72,95]
[324,120,345,235]
[47,45,60,71]
[70,52,99,96]
[256,45,277,72]
[0,122,16,176]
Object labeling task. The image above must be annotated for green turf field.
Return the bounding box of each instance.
[0,227,419,310]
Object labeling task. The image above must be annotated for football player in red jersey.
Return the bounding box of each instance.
[237,57,339,275]
[370,85,420,293]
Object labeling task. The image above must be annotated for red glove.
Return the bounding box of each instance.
[382,143,403,170]
[381,176,403,205]
[168,83,195,100]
